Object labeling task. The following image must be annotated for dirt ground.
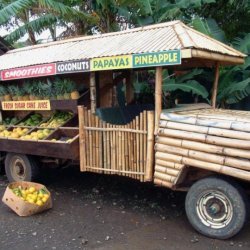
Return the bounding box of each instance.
[0,167,250,250]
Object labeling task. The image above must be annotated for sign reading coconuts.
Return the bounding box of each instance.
[56,59,90,74]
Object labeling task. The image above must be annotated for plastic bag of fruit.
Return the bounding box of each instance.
[2,181,52,216]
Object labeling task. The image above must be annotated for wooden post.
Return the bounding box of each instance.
[126,70,134,105]
[145,111,155,181]
[78,106,87,172]
[211,63,220,109]
[90,72,96,113]
[155,66,163,133]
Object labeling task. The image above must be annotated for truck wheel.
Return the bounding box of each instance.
[185,176,248,239]
[5,153,39,182]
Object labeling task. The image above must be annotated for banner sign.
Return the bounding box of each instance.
[91,55,133,71]
[2,100,51,111]
[133,50,181,68]
[56,59,90,74]
[0,50,181,80]
[1,64,56,81]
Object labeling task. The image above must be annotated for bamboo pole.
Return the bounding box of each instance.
[121,126,125,177]
[107,122,111,173]
[86,166,144,175]
[139,112,143,181]
[158,128,250,149]
[154,171,176,183]
[133,119,137,178]
[155,159,184,170]
[155,165,180,177]
[160,112,250,132]
[78,106,86,172]
[155,143,250,171]
[143,111,147,181]
[154,178,174,188]
[136,115,140,180]
[155,66,163,133]
[84,127,147,134]
[124,123,129,177]
[90,72,96,114]
[159,120,250,140]
[145,111,155,181]
[212,62,220,108]
[155,149,250,181]
[156,136,250,159]
[103,121,107,170]
[88,110,93,168]
[112,124,116,174]
[118,129,122,175]
[85,108,90,166]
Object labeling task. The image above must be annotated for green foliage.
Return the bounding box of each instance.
[162,69,209,100]
[0,85,7,96]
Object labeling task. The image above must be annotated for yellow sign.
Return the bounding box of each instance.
[91,55,132,71]
[2,100,51,111]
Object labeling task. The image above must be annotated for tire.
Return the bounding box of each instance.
[5,153,39,182]
[185,176,248,239]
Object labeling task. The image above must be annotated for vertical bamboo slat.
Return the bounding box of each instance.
[78,106,86,172]
[155,66,163,133]
[211,63,220,108]
[145,111,155,181]
[139,112,143,181]
[136,116,140,180]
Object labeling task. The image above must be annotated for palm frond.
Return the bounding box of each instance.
[162,80,209,99]
[217,78,250,104]
[0,0,33,24]
[6,13,58,43]
[191,17,226,42]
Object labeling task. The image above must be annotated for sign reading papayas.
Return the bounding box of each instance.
[133,50,181,68]
[2,100,51,111]
[91,55,132,71]
[1,64,56,81]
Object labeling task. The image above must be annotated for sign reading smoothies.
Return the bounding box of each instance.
[1,64,56,81]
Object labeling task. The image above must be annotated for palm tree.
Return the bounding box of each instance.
[0,0,97,44]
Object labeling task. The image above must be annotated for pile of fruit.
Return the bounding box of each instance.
[22,129,52,140]
[18,113,43,126]
[39,111,73,128]
[1,117,19,125]
[0,127,29,138]
[11,186,50,206]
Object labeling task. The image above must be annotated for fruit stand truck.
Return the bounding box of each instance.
[0,20,249,239]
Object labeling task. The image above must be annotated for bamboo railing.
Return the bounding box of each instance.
[154,106,250,187]
[78,106,155,182]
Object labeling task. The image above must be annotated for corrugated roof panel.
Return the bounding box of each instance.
[0,20,245,70]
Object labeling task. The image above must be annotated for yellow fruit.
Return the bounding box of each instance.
[29,187,36,193]
[10,132,20,139]
[36,200,43,206]
[43,194,49,199]
[38,193,44,198]
[42,197,48,203]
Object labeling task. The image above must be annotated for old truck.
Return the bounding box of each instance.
[0,20,248,239]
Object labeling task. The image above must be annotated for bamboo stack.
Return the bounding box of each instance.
[78,106,154,181]
[154,105,250,188]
